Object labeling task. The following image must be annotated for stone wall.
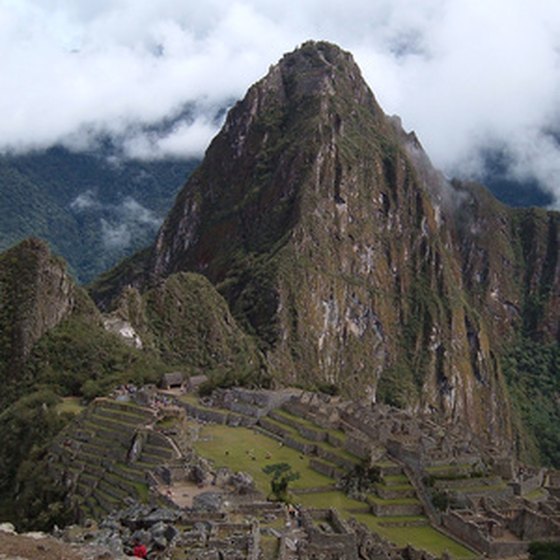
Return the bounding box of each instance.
[441,511,488,555]
[510,470,544,496]
[300,509,358,560]
[343,436,369,460]
[508,509,560,540]
[368,499,424,517]
[386,440,422,471]
[315,446,355,471]
[310,458,344,479]
[442,511,530,558]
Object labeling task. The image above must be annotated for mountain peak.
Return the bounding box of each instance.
[93,42,560,453]
[271,40,363,96]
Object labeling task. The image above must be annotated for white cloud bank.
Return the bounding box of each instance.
[2,0,560,204]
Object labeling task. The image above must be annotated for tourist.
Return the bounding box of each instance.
[133,539,147,558]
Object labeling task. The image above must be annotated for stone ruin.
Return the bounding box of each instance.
[44,385,560,559]
[191,387,560,558]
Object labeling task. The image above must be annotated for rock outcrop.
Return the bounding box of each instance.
[0,238,75,406]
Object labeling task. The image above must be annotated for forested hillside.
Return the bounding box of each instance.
[0,146,198,283]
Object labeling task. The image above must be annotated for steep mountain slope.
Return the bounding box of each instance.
[0,147,198,283]
[108,43,560,458]
[141,42,514,442]
[92,41,559,461]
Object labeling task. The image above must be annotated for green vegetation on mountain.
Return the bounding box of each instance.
[0,235,272,527]
[504,336,560,466]
[529,542,560,560]
[0,390,71,529]
[113,272,266,386]
[0,146,198,283]
[27,288,166,400]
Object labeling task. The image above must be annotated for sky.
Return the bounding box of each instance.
[3,0,560,205]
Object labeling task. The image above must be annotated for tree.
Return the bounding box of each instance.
[262,462,300,502]
[528,542,560,560]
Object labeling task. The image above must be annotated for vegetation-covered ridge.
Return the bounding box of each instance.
[0,239,267,526]
[0,146,198,283]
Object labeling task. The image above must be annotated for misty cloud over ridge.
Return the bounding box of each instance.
[71,191,162,250]
[3,0,560,205]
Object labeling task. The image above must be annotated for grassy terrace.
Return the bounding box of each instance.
[383,474,410,485]
[367,494,420,506]
[193,424,333,491]
[295,492,474,558]
[178,393,224,412]
[273,408,347,440]
[525,487,546,501]
[262,415,360,465]
[424,464,472,477]
[453,483,507,494]
[56,397,85,415]
[192,422,476,559]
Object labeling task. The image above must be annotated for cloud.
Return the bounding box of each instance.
[70,192,162,249]
[121,116,219,159]
[3,1,560,203]
[70,191,98,210]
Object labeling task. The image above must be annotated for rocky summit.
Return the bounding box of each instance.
[94,41,558,456]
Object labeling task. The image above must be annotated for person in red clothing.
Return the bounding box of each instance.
[133,539,148,558]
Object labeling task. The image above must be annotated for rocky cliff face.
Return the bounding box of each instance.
[145,41,560,447]
[0,238,75,405]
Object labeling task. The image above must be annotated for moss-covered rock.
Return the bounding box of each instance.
[112,272,265,387]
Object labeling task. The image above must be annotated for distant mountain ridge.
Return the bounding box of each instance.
[0,146,199,283]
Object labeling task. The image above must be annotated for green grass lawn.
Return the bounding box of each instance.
[56,396,84,415]
[192,423,477,559]
[294,491,475,558]
[193,424,333,492]
[382,474,410,485]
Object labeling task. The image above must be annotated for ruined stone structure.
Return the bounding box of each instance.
[42,386,560,559]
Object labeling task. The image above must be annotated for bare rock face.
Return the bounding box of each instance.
[96,42,559,450]
[146,42,515,443]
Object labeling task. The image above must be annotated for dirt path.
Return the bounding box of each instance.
[0,531,88,560]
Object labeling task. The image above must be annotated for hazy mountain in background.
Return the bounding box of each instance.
[0,145,199,284]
